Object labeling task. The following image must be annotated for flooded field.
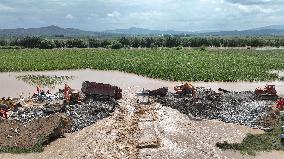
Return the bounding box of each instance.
[0,69,284,98]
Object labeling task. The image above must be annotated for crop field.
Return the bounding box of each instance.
[1,48,284,81]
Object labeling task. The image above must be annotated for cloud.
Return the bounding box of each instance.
[237,4,275,13]
[225,0,284,5]
[65,14,74,20]
[0,3,15,12]
[107,11,121,18]
[0,0,283,31]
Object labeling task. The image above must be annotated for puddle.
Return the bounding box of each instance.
[0,69,283,98]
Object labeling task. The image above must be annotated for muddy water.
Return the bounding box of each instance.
[0,69,284,98]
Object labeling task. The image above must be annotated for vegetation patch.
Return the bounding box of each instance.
[16,75,74,88]
[0,137,46,154]
[216,115,284,155]
[1,48,284,81]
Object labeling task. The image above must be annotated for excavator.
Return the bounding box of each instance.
[255,85,278,100]
[64,84,81,105]
[0,97,15,109]
[174,83,196,98]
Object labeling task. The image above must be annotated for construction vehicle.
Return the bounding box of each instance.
[174,83,196,98]
[149,87,168,97]
[0,97,15,110]
[64,84,81,105]
[136,87,168,104]
[276,99,284,110]
[255,85,278,100]
[81,81,122,100]
[0,104,8,119]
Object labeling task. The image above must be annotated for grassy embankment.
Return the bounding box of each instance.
[1,48,284,81]
[217,115,284,155]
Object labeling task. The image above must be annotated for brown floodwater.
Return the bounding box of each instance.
[0,69,284,98]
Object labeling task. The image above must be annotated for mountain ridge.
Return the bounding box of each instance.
[1,25,284,36]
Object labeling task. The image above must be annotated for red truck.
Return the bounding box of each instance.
[81,81,122,99]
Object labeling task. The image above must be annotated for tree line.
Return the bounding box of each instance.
[1,36,284,49]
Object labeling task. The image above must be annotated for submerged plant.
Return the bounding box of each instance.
[16,75,74,89]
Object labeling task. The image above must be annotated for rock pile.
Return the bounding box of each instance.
[9,99,118,132]
[65,99,118,132]
[156,88,279,129]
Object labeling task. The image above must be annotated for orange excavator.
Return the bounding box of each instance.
[64,84,81,105]
[174,83,196,98]
[255,85,278,100]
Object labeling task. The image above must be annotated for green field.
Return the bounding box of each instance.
[1,48,284,81]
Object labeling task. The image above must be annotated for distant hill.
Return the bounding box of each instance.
[251,25,284,30]
[0,25,116,37]
[1,25,284,37]
[105,25,284,36]
[105,27,192,35]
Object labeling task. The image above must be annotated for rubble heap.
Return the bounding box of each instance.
[65,99,118,132]
[9,99,118,132]
[156,88,279,129]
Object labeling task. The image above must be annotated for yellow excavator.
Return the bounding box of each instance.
[0,97,15,110]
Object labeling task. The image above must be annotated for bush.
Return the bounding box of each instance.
[111,41,123,49]
[39,39,56,49]
[0,39,8,46]
[18,36,42,48]
[66,39,87,48]
[54,40,66,48]
[89,39,101,48]
[101,40,111,48]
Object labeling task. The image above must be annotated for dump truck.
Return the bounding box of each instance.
[174,83,196,98]
[255,85,278,100]
[81,81,122,100]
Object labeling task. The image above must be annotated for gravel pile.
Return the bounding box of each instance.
[65,99,118,132]
[9,99,118,132]
[156,88,278,129]
[9,106,59,123]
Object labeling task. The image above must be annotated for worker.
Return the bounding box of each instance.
[36,86,40,94]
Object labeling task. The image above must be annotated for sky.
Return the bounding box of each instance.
[0,0,283,31]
